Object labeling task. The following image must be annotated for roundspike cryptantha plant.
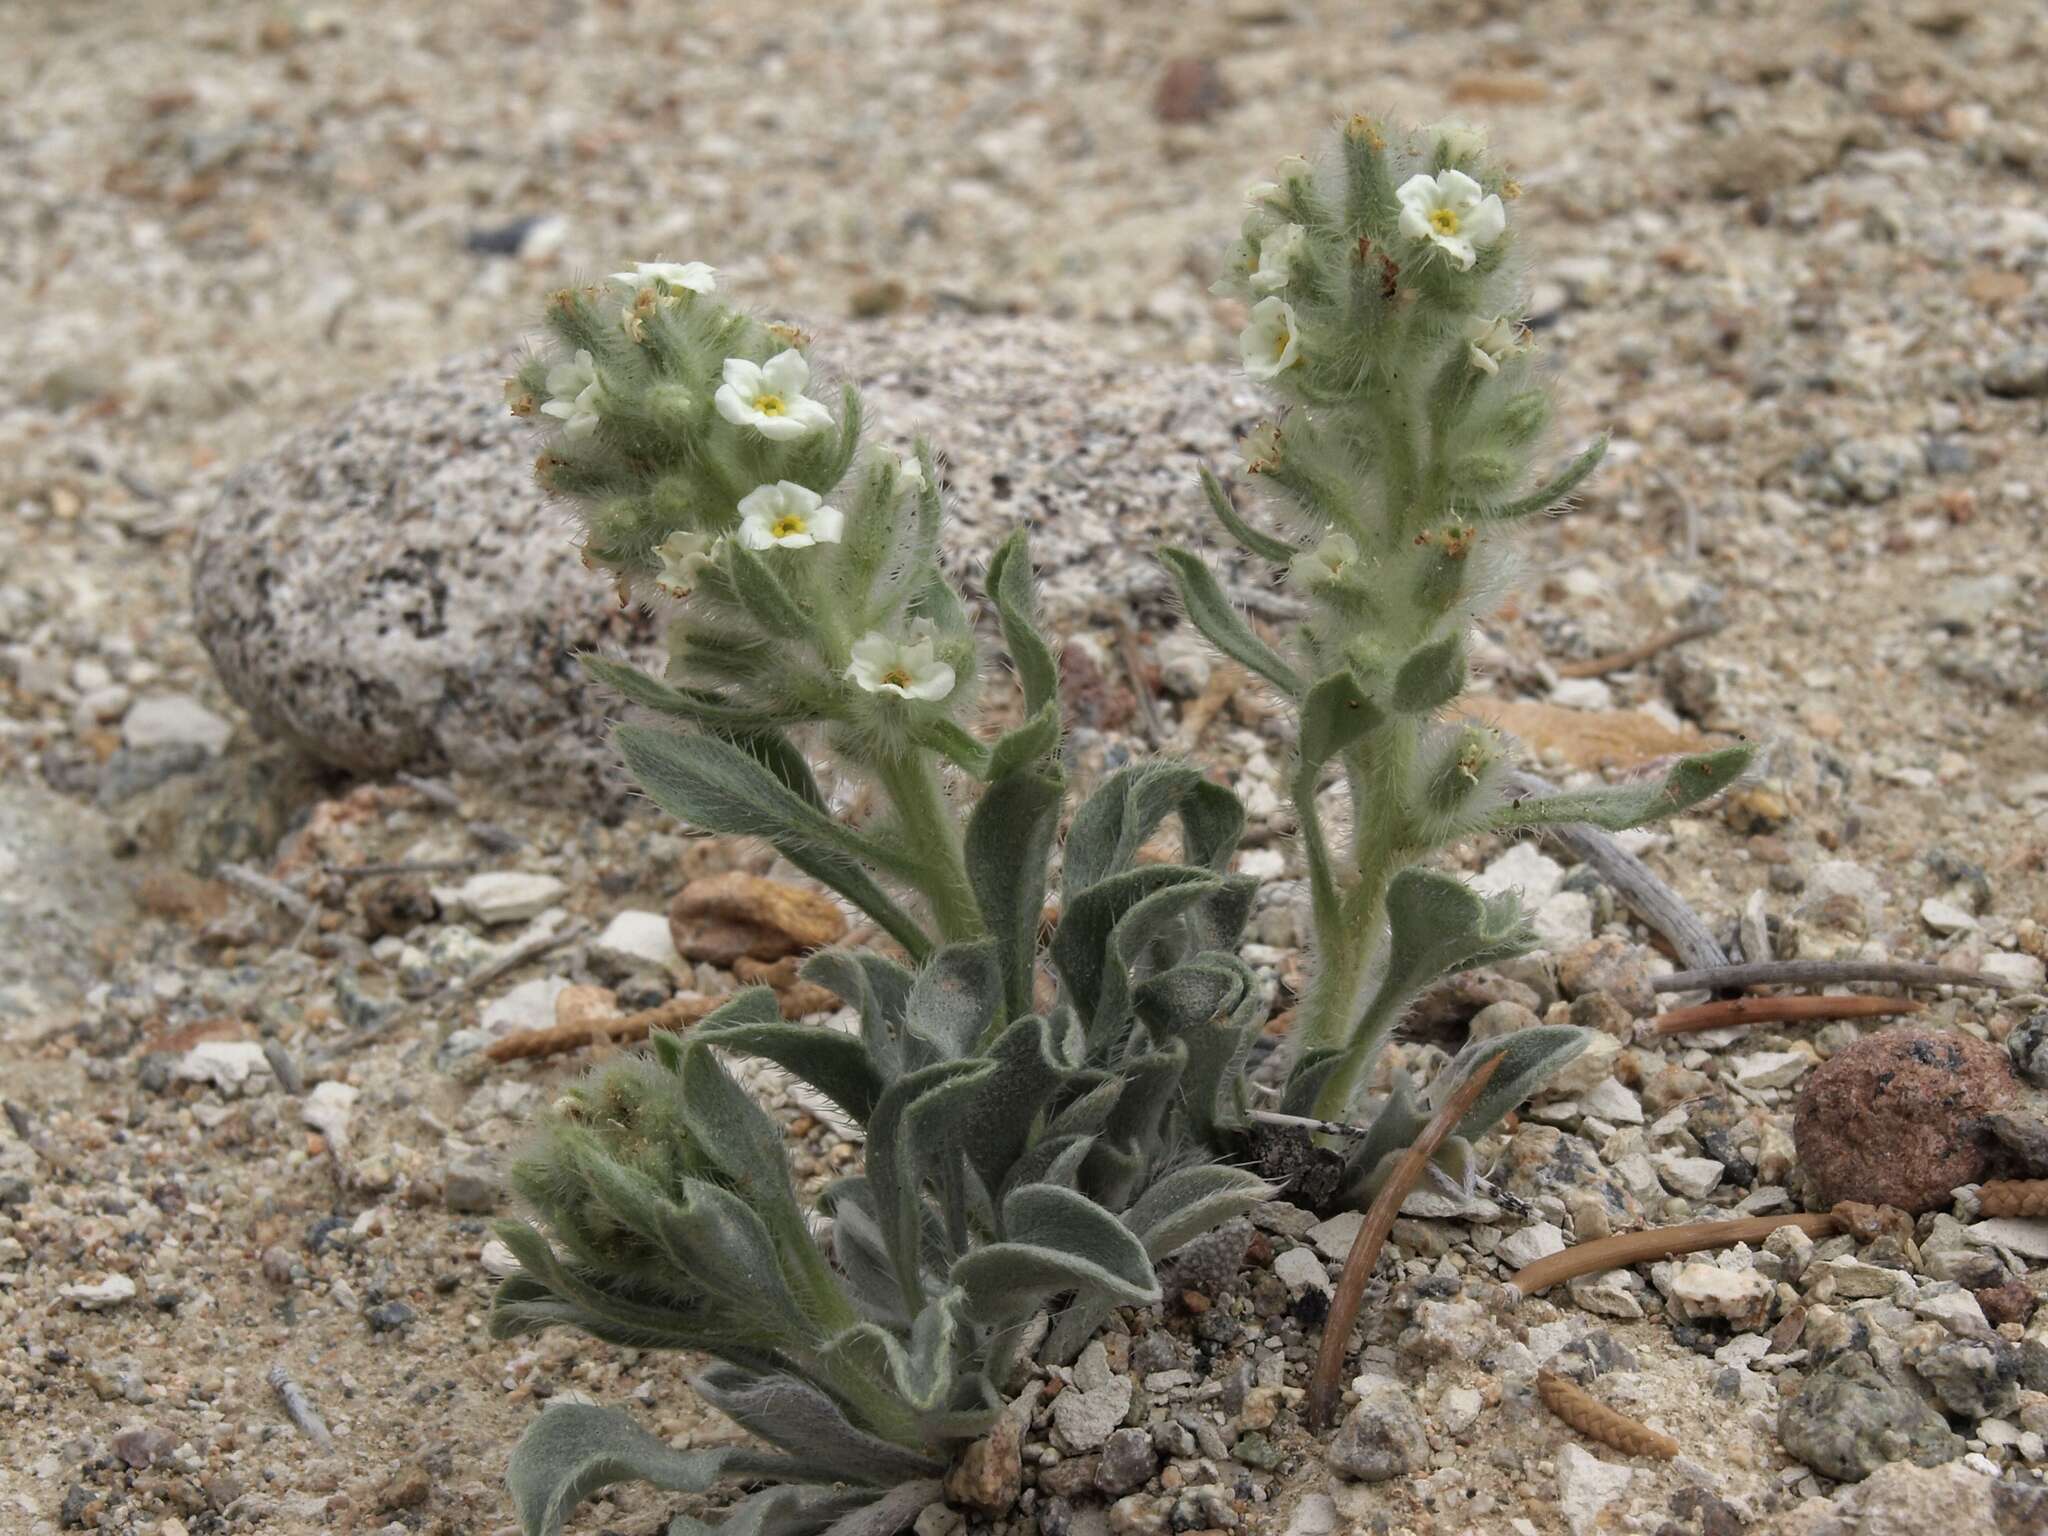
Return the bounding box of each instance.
[1174,115,1751,1156]
[495,261,1273,1536]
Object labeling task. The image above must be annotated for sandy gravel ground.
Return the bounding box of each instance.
[3,2,2046,1534]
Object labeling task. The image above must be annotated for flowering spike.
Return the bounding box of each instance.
[1183,117,1752,1122]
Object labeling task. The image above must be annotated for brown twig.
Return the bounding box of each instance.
[1536,1370,1677,1459]
[1553,620,1723,680]
[1308,1056,1502,1430]
[1507,1211,1839,1297]
[1644,993,1923,1039]
[1504,770,1729,971]
[1979,1180,2048,1219]
[324,857,486,881]
[1654,959,2020,995]
[484,992,720,1063]
[267,1364,334,1449]
[435,917,591,1003]
[1112,615,1166,747]
[482,981,838,1064]
[1175,662,1247,752]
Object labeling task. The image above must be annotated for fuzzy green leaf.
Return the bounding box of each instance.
[909,717,993,778]
[904,943,1003,1062]
[617,724,931,961]
[1134,953,1263,1137]
[1051,864,1215,1039]
[986,529,1059,718]
[579,654,776,728]
[965,771,1061,1024]
[1120,1165,1274,1261]
[867,1059,993,1311]
[1486,744,1754,833]
[693,1019,886,1127]
[954,1015,1076,1199]
[986,699,1062,782]
[1159,547,1303,698]
[506,1403,786,1536]
[1474,435,1607,523]
[801,949,915,1082]
[1062,764,1242,899]
[690,1365,944,1484]
[1298,669,1385,771]
[724,543,813,639]
[1199,465,1297,564]
[1448,1025,1590,1144]
[1391,634,1467,714]
[950,1183,1159,1323]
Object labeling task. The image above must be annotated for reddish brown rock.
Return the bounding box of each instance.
[1793,1029,2019,1214]
[667,872,846,964]
[1975,1279,2034,1328]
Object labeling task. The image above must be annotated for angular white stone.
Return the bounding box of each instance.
[1533,890,1596,950]
[1983,952,2046,990]
[122,693,233,755]
[1966,1217,2048,1262]
[480,976,573,1038]
[1666,1262,1773,1331]
[1653,1152,1725,1199]
[1499,1221,1568,1271]
[1273,1245,1332,1296]
[1913,1287,1989,1335]
[1731,1050,1811,1090]
[1472,843,1565,905]
[1919,897,1978,935]
[1580,1077,1644,1124]
[1556,1443,1637,1536]
[446,871,567,926]
[1308,1210,1365,1262]
[591,910,683,973]
[62,1274,138,1310]
[173,1040,273,1096]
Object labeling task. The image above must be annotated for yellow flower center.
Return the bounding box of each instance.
[1271,328,1291,360]
[1429,207,1460,237]
[770,514,808,539]
[754,393,787,417]
[880,666,914,689]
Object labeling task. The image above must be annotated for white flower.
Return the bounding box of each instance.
[1244,180,1280,206]
[1239,296,1301,380]
[1395,170,1507,271]
[1463,313,1527,375]
[1288,532,1359,591]
[1250,223,1307,294]
[611,260,717,296]
[714,349,834,440]
[846,631,955,702]
[540,349,603,439]
[899,453,926,491]
[736,481,844,550]
[652,531,718,597]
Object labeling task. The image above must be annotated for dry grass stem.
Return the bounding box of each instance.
[1644,993,1923,1038]
[1507,1212,1840,1297]
[1307,1055,1502,1430]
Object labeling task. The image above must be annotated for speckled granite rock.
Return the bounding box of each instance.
[1776,1350,1963,1483]
[192,320,1265,804]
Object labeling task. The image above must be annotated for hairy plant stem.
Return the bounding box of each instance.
[873,748,980,944]
[1300,725,1417,1121]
